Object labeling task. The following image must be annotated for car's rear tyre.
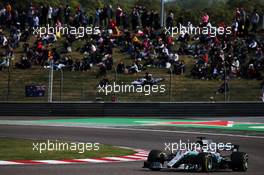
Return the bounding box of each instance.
[147,150,167,171]
[198,153,213,172]
[231,152,248,172]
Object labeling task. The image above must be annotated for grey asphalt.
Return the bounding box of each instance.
[0,124,264,175]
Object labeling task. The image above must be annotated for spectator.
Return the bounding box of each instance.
[116,61,126,74]
[94,8,100,26]
[15,55,31,69]
[115,5,123,27]
[166,10,174,29]
[201,12,209,26]
[129,61,140,74]
[251,9,260,33]
[131,7,140,30]
[33,14,39,28]
[64,5,71,24]
[47,6,53,25]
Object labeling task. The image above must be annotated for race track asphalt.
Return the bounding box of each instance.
[0,120,264,175]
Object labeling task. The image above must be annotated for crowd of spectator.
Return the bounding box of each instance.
[0,2,263,86]
[185,7,264,81]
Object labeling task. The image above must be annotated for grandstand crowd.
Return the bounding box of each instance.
[0,2,263,85]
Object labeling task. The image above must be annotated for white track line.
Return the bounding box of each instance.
[0,161,23,165]
[74,159,108,163]
[103,157,135,161]
[35,160,72,164]
[122,155,146,159]
[0,150,148,165]
[134,153,148,157]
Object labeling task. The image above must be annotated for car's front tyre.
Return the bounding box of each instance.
[145,150,167,171]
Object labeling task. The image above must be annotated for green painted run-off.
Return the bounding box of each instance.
[32,118,264,132]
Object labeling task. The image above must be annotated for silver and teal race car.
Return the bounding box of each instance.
[143,137,248,172]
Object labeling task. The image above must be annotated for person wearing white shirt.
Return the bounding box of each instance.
[33,15,39,27]
[48,6,53,24]
[231,58,240,76]
[162,47,169,56]
[91,44,96,53]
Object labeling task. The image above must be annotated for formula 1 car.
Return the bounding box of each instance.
[143,137,248,172]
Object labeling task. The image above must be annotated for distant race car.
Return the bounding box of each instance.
[143,137,248,172]
[131,78,164,86]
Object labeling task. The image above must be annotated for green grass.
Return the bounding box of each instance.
[0,138,135,160]
[0,36,263,102]
[0,54,262,102]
